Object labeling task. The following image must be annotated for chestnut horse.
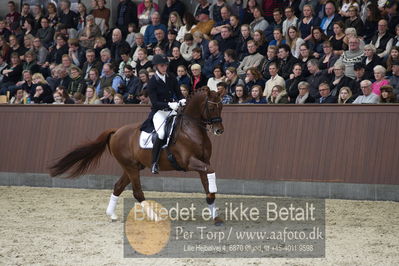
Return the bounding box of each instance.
[49,89,224,225]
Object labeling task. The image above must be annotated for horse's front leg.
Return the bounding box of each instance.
[189,157,223,226]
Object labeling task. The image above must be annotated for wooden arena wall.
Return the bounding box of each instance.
[1,105,398,186]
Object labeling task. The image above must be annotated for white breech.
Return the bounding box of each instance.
[153,109,176,140]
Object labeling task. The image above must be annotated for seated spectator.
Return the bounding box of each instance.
[124,69,149,104]
[235,24,252,60]
[353,80,380,104]
[389,60,399,101]
[67,66,87,96]
[223,49,239,72]
[282,7,298,37]
[165,29,180,58]
[225,67,244,95]
[9,35,26,58]
[306,58,331,98]
[337,87,354,104]
[176,65,191,91]
[269,28,285,46]
[76,3,87,33]
[192,31,209,60]
[247,84,267,104]
[371,65,389,96]
[215,25,236,54]
[250,6,269,33]
[277,44,298,80]
[177,12,196,43]
[77,15,101,49]
[87,68,101,93]
[380,85,397,103]
[138,89,151,104]
[336,37,364,79]
[319,41,339,74]
[46,2,58,28]
[308,27,327,59]
[35,18,54,49]
[59,0,78,30]
[297,43,314,77]
[362,44,382,79]
[189,48,204,68]
[180,84,189,99]
[202,40,223,78]
[118,48,133,79]
[295,81,315,104]
[0,53,22,95]
[180,33,196,62]
[370,19,394,59]
[207,66,225,92]
[110,28,130,64]
[216,82,233,104]
[286,63,306,103]
[91,0,110,31]
[329,62,359,97]
[114,93,124,104]
[98,63,122,97]
[210,0,227,25]
[84,86,102,104]
[244,67,265,94]
[210,6,231,36]
[67,38,86,68]
[81,49,102,81]
[190,10,215,37]
[46,34,69,65]
[260,45,278,80]
[328,21,345,56]
[319,1,342,37]
[166,10,184,32]
[9,88,26,104]
[232,84,249,104]
[126,24,137,48]
[0,36,10,63]
[168,46,187,75]
[344,6,364,37]
[130,33,147,61]
[229,15,240,39]
[138,0,159,27]
[72,92,84,104]
[94,36,107,58]
[316,82,337,103]
[386,47,399,75]
[30,38,48,66]
[52,91,65,104]
[268,84,288,104]
[144,12,167,47]
[5,1,20,33]
[19,3,34,31]
[190,64,207,91]
[55,85,74,104]
[100,86,115,104]
[264,62,285,98]
[32,84,54,104]
[286,26,304,59]
[22,51,40,74]
[298,4,319,42]
[253,30,268,56]
[342,27,365,51]
[241,0,256,25]
[237,40,264,76]
[264,8,283,42]
[133,48,153,75]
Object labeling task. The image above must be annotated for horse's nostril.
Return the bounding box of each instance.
[216,129,224,135]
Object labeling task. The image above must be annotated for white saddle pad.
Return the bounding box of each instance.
[139,116,177,149]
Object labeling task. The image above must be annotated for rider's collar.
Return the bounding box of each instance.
[156,71,166,83]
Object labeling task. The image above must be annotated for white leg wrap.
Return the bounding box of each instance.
[140,201,160,222]
[106,194,119,217]
[207,173,217,193]
[208,202,219,219]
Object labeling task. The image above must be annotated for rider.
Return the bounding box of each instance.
[141,54,185,174]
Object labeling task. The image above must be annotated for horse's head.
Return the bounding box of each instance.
[184,87,224,136]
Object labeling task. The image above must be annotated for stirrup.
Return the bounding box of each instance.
[151,163,159,174]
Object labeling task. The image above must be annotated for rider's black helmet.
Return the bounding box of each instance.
[152,54,169,65]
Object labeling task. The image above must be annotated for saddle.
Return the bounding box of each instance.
[139,115,185,171]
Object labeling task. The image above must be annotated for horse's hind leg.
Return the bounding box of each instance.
[123,165,145,203]
[199,171,224,226]
[106,172,130,221]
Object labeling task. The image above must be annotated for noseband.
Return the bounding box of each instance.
[203,96,223,125]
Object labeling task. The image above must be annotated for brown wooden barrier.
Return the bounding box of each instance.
[1,105,398,185]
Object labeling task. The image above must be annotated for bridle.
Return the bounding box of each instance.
[203,96,223,126]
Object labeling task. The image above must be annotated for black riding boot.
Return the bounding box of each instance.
[151,136,163,174]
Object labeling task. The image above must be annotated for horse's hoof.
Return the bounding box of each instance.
[214,217,224,226]
[110,213,118,222]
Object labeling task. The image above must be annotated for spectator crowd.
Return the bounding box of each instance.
[1,0,399,105]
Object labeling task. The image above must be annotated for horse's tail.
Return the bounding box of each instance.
[49,128,117,178]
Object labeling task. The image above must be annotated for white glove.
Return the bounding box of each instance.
[168,102,179,111]
[178,99,186,106]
